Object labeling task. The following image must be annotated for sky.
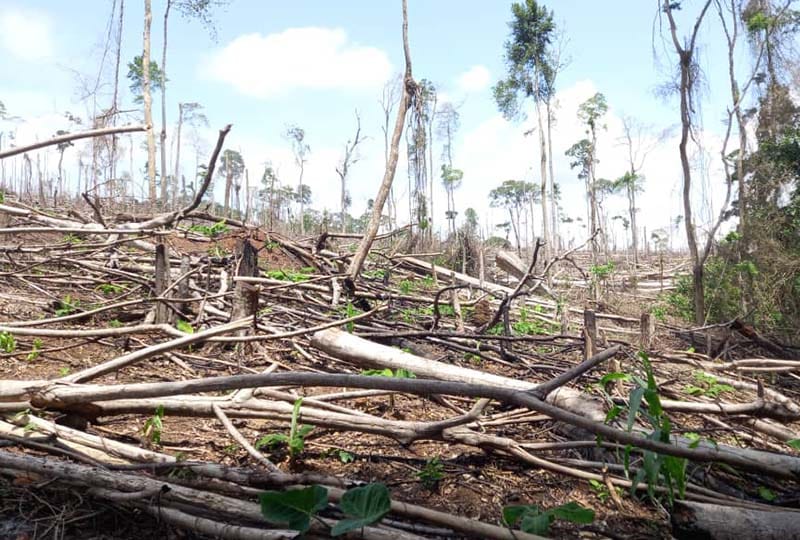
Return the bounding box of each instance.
[0,0,759,248]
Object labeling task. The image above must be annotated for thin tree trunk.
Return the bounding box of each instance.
[142,0,157,204]
[347,0,413,279]
[110,0,124,200]
[546,98,558,251]
[533,76,549,262]
[174,103,183,203]
[159,0,171,207]
[663,0,712,325]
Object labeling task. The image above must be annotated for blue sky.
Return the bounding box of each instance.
[0,1,751,246]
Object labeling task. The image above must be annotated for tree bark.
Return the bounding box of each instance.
[159,0,171,207]
[142,0,157,204]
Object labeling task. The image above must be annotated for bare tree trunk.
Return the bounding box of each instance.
[347,0,413,279]
[223,172,232,217]
[142,0,157,204]
[546,98,558,251]
[174,103,183,203]
[159,0,172,208]
[428,93,437,240]
[533,76,549,262]
[110,0,124,198]
[663,0,713,325]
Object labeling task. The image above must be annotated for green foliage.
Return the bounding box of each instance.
[651,304,667,322]
[330,483,391,536]
[96,283,125,295]
[342,302,360,333]
[503,501,595,535]
[55,295,80,317]
[126,55,166,103]
[255,398,314,457]
[337,450,354,464]
[786,439,800,451]
[0,191,4,203]
[176,320,194,334]
[266,268,313,282]
[63,233,82,245]
[590,261,615,279]
[259,485,328,534]
[26,338,43,361]
[588,479,621,503]
[417,457,445,490]
[399,280,413,294]
[361,368,416,379]
[512,306,552,335]
[189,220,229,238]
[0,331,16,353]
[259,483,391,535]
[623,353,687,504]
[757,486,777,501]
[362,269,386,280]
[143,405,165,445]
[108,319,122,328]
[58,366,70,377]
[684,372,735,398]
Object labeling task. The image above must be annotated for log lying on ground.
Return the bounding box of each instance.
[671,500,800,540]
[311,327,610,423]
[310,329,800,477]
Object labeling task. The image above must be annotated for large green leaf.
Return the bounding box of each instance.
[627,386,645,431]
[550,502,595,524]
[331,483,391,536]
[520,512,553,535]
[259,485,328,533]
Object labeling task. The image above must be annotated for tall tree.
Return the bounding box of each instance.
[441,165,464,234]
[219,149,244,217]
[158,0,230,208]
[348,0,414,279]
[489,179,538,253]
[494,0,555,261]
[141,0,157,203]
[379,75,403,230]
[173,102,208,203]
[661,0,714,325]
[572,92,608,262]
[335,111,365,232]
[284,125,310,235]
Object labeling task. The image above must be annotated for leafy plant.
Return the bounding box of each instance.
[259,485,328,534]
[362,269,386,280]
[176,320,195,334]
[143,405,165,445]
[502,501,595,535]
[26,338,43,361]
[417,457,444,490]
[55,295,80,316]
[0,331,16,353]
[331,483,391,536]
[255,398,314,457]
[189,220,229,238]
[684,372,735,398]
[757,486,777,501]
[266,268,312,282]
[264,240,279,251]
[108,319,122,328]
[337,450,354,464]
[361,368,416,379]
[623,352,687,504]
[399,280,413,294]
[58,366,70,377]
[96,283,125,295]
[63,233,82,245]
[343,302,360,333]
[259,483,392,536]
[787,439,800,451]
[590,261,615,279]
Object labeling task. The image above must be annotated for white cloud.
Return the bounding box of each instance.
[0,7,53,61]
[206,27,392,98]
[455,65,491,93]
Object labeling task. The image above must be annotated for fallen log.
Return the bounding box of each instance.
[671,500,800,540]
